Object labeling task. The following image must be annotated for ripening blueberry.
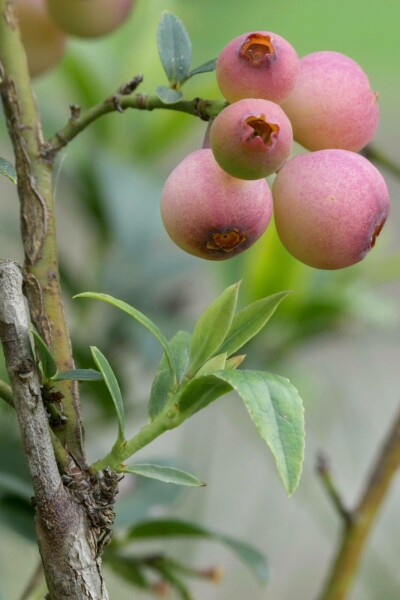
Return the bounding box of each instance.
[210,99,293,180]
[161,149,273,260]
[46,0,134,39]
[272,150,389,270]
[15,0,66,78]
[281,51,379,152]
[216,32,299,104]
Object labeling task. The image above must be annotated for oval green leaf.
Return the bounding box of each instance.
[122,464,206,487]
[188,282,240,376]
[219,291,290,356]
[126,518,268,585]
[213,370,305,496]
[75,292,175,381]
[90,346,125,443]
[0,157,17,184]
[53,368,103,382]
[31,328,58,381]
[156,86,183,104]
[157,12,192,84]
[185,58,217,81]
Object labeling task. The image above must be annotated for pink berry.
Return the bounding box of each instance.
[161,149,273,260]
[272,150,389,270]
[15,0,67,78]
[281,51,379,152]
[46,0,134,39]
[210,98,293,180]
[216,32,299,104]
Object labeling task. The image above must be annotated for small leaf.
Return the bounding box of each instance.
[149,331,191,421]
[185,58,217,80]
[90,347,125,443]
[156,86,183,104]
[213,370,305,495]
[126,518,268,585]
[31,328,58,381]
[53,368,102,382]
[188,282,240,376]
[176,374,232,420]
[122,464,206,487]
[0,157,17,184]
[225,355,246,369]
[152,562,192,600]
[220,291,290,356]
[75,292,175,380]
[157,12,192,84]
[195,353,227,378]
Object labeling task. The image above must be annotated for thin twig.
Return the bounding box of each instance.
[0,377,13,407]
[316,453,353,525]
[317,403,400,600]
[363,145,400,180]
[44,84,227,157]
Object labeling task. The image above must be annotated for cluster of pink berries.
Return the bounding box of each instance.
[161,32,390,269]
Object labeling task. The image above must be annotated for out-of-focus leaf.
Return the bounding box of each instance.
[0,496,35,541]
[157,12,192,84]
[188,282,240,376]
[126,518,268,585]
[0,157,17,184]
[219,291,290,356]
[31,328,58,381]
[90,347,125,443]
[53,369,102,382]
[122,464,206,487]
[0,473,32,500]
[149,331,191,421]
[156,86,183,104]
[104,554,151,589]
[75,292,175,379]
[212,370,305,496]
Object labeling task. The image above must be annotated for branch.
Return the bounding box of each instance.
[45,80,227,157]
[316,453,353,525]
[0,260,110,599]
[0,0,84,463]
[317,403,400,600]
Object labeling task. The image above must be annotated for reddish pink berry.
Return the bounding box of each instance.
[272,150,389,270]
[281,51,379,152]
[210,99,293,180]
[216,32,299,104]
[161,149,273,260]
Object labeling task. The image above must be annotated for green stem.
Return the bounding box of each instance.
[318,404,400,600]
[0,378,13,407]
[46,90,227,157]
[0,0,84,464]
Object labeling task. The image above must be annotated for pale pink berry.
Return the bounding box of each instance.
[281,51,379,152]
[161,149,273,260]
[272,150,389,270]
[216,32,299,104]
[210,99,293,180]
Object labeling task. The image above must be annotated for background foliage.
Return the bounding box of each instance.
[0,0,399,598]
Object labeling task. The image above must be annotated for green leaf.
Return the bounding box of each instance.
[104,554,151,589]
[126,518,268,585]
[185,58,217,80]
[0,496,35,541]
[149,331,191,421]
[188,282,240,376]
[225,355,246,369]
[220,291,290,356]
[31,328,58,381]
[122,464,206,487]
[74,292,175,379]
[152,562,192,600]
[156,86,183,104]
[194,353,227,377]
[176,375,232,420]
[0,472,32,501]
[157,12,192,84]
[0,157,17,184]
[90,347,125,443]
[213,370,304,496]
[53,368,102,382]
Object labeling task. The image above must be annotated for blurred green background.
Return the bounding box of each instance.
[0,0,399,598]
